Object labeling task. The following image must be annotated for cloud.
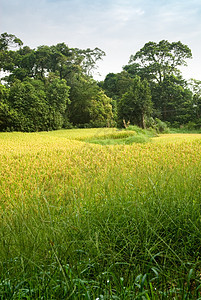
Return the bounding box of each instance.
[1,0,201,80]
[110,5,144,23]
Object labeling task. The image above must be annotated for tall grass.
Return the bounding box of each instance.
[0,130,201,299]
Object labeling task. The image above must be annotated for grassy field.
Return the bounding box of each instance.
[0,128,201,299]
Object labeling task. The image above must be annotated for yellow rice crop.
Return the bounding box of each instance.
[0,129,201,298]
[0,130,200,214]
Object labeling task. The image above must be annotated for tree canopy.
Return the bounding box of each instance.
[118,40,197,128]
[0,33,200,131]
[0,32,114,131]
[127,40,192,84]
[118,76,152,128]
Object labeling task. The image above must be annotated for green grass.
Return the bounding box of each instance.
[85,126,157,145]
[87,135,150,145]
[125,124,157,136]
[0,130,201,299]
[169,127,201,134]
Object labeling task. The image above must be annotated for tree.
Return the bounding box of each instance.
[103,71,133,100]
[45,75,71,130]
[88,90,114,127]
[5,46,36,82]
[128,40,192,84]
[68,75,113,127]
[188,79,201,124]
[48,43,79,80]
[8,79,50,131]
[118,76,152,128]
[0,83,18,131]
[0,32,23,51]
[34,45,51,80]
[0,33,23,76]
[76,47,106,76]
[0,34,105,85]
[0,32,112,130]
[152,75,193,124]
[123,63,153,81]
[123,40,193,126]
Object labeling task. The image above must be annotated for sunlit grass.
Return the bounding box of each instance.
[152,133,201,144]
[0,129,201,298]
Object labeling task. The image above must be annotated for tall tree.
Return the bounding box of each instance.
[118,76,152,128]
[0,33,23,76]
[128,40,192,84]
[123,40,193,125]
[45,75,71,130]
[76,47,106,76]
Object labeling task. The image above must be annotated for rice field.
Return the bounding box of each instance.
[0,129,201,299]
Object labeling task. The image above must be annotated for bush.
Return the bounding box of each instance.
[184,120,201,130]
[152,118,170,133]
[125,125,157,137]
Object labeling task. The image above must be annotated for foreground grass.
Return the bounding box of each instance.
[0,129,201,299]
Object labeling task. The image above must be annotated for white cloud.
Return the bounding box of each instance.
[1,0,201,80]
[111,6,144,23]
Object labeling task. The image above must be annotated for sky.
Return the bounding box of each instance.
[1,0,201,81]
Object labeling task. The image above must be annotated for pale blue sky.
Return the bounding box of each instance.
[1,0,201,80]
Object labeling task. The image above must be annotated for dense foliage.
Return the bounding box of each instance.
[0,33,201,131]
[102,40,201,129]
[0,33,114,131]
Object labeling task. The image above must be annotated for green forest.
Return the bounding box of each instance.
[0,32,201,132]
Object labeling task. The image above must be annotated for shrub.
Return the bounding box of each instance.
[152,118,170,133]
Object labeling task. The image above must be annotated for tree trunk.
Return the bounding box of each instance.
[141,113,146,129]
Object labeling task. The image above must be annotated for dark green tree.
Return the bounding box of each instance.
[0,83,18,131]
[0,32,23,51]
[8,79,50,131]
[150,75,193,124]
[46,74,71,130]
[118,76,152,128]
[0,32,110,130]
[0,33,23,76]
[68,75,113,127]
[123,40,193,125]
[188,79,201,126]
[103,71,133,100]
[128,40,192,84]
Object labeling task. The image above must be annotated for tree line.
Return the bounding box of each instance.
[101,40,201,129]
[0,33,201,132]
